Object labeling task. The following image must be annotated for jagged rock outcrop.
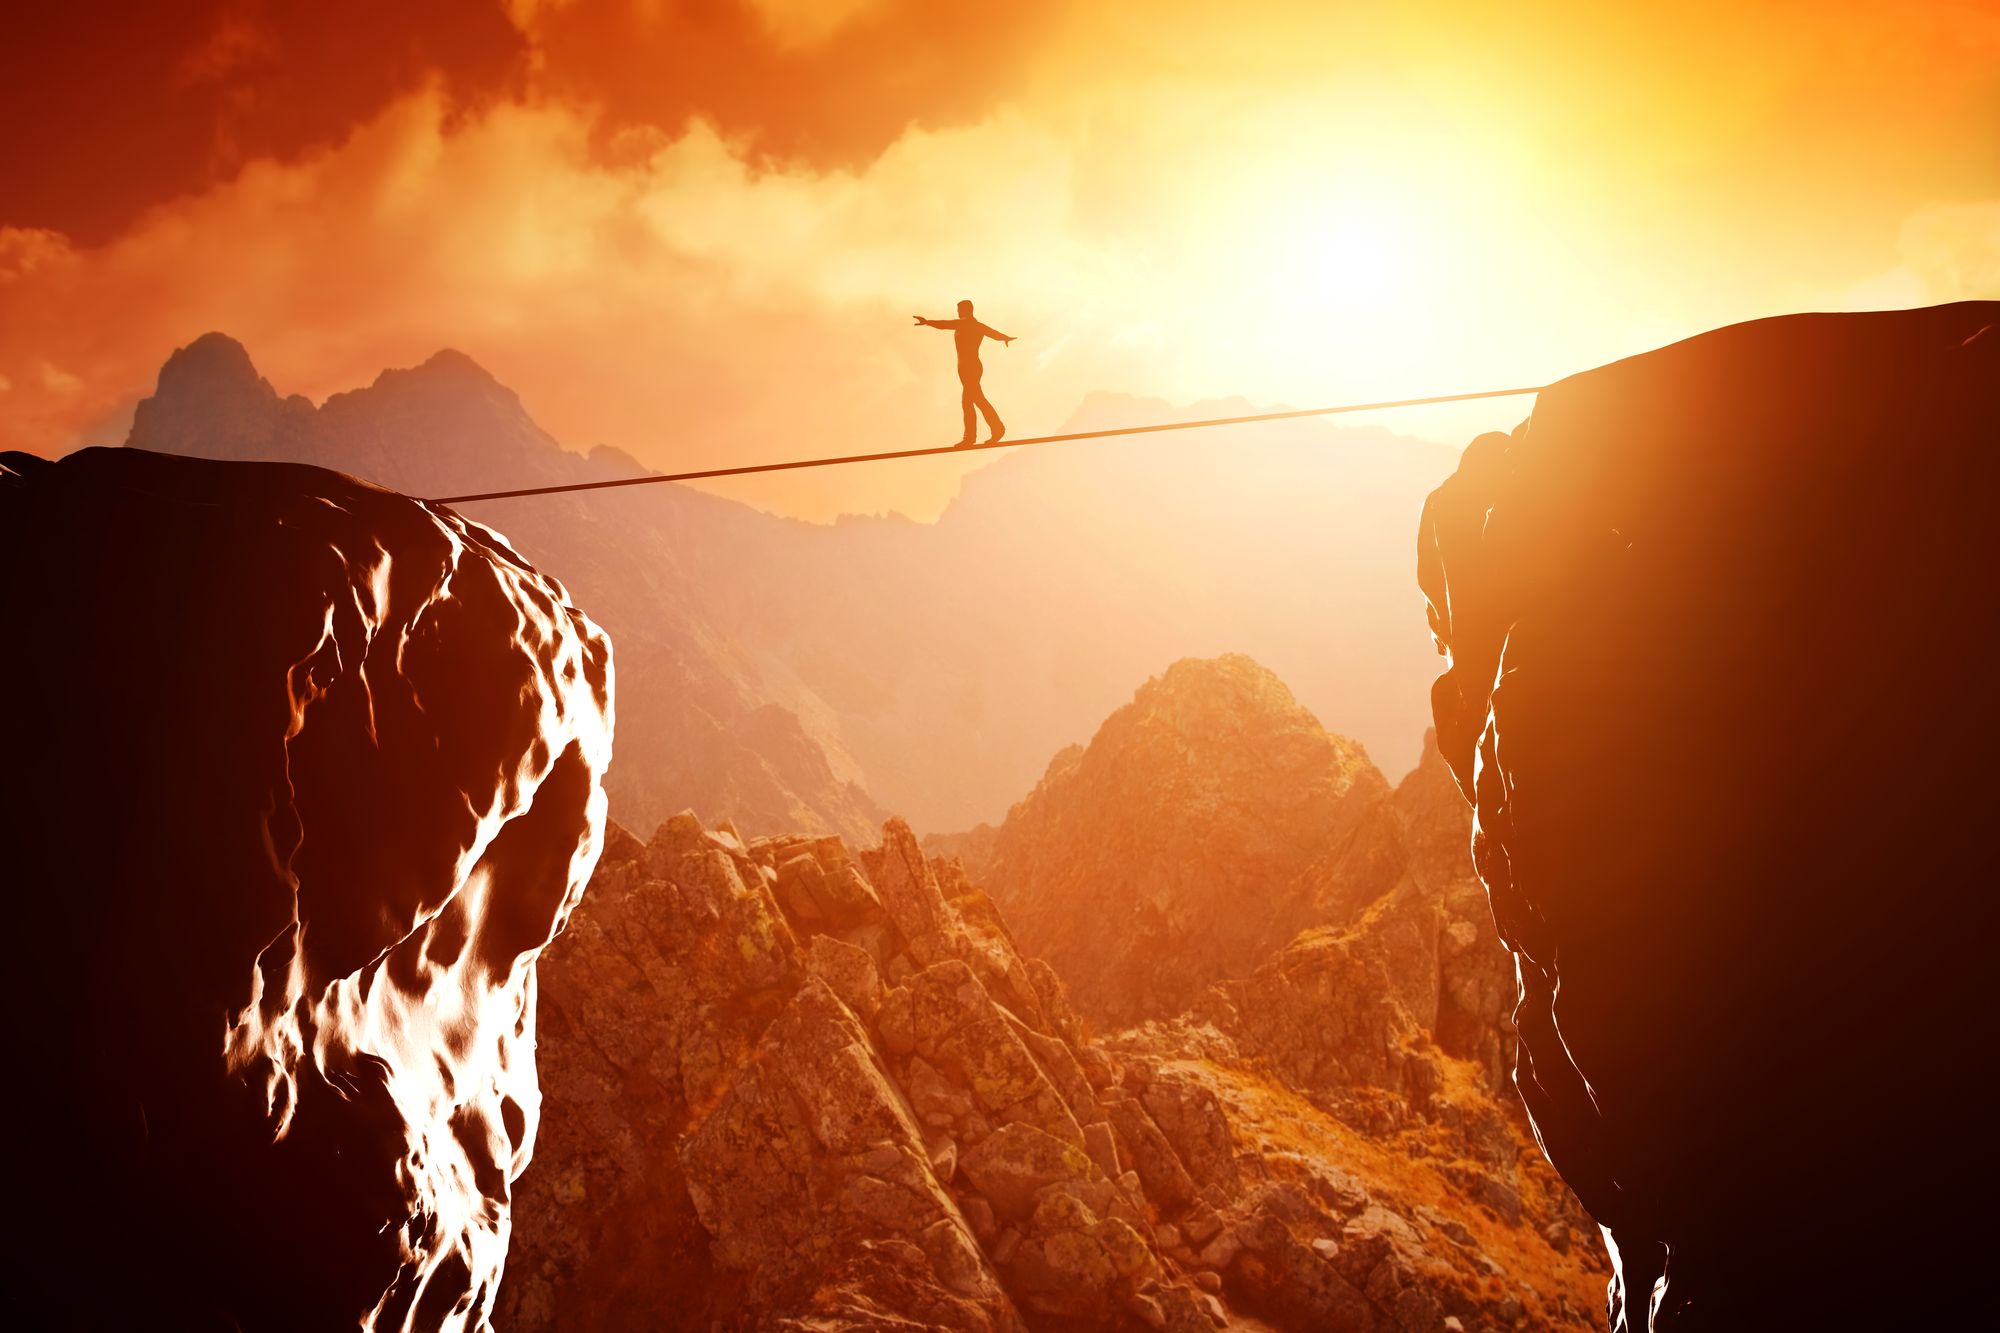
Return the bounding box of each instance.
[503,813,1181,1330]
[1418,302,1999,1328]
[946,655,1400,1026]
[507,810,1605,1330]
[1194,735,1520,1126]
[0,447,614,1330]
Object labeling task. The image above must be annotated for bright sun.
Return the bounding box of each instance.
[1297,212,1416,305]
[1232,183,1445,361]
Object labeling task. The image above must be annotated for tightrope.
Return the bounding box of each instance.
[431,384,1543,504]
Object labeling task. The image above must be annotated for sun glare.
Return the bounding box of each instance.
[1297,211,1416,306]
[1211,170,1453,390]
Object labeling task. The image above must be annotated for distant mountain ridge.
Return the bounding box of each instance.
[123,334,1464,836]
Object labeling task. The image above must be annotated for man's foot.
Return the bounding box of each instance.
[984,424,1006,445]
[953,437,977,449]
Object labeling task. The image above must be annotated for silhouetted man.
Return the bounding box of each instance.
[914,300,1014,446]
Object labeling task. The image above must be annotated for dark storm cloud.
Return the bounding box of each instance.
[0,0,1058,242]
[516,0,1062,168]
[0,0,526,242]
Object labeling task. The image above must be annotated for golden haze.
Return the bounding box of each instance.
[0,0,1993,519]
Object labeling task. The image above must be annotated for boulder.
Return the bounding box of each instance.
[807,933,886,1021]
[958,1122,1098,1223]
[1418,302,2000,1326]
[0,447,613,1331]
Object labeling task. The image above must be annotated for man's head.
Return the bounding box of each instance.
[958,299,974,317]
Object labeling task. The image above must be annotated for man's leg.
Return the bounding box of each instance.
[959,382,977,444]
[975,387,1004,442]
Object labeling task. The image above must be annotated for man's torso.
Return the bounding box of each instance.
[953,322,983,368]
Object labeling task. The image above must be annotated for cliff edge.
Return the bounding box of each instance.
[1417,302,1998,1328]
[0,448,614,1330]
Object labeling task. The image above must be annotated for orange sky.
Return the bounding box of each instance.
[3,0,1995,519]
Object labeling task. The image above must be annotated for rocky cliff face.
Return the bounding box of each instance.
[505,812,1605,1331]
[946,655,1396,1027]
[1418,302,1999,1328]
[1187,735,1520,1128]
[0,447,613,1330]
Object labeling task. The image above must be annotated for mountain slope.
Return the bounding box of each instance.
[939,655,1399,1026]
[929,652,1529,1120]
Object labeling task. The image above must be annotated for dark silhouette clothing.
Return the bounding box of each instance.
[917,311,1011,444]
[950,319,998,369]
[958,360,1001,443]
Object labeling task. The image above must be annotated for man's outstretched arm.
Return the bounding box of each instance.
[978,322,1016,344]
[913,315,963,329]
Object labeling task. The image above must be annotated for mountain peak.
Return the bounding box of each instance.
[1119,654,1376,780]
[360,347,517,408]
[151,332,275,404]
[127,332,288,458]
[1074,653,1381,803]
[1144,652,1304,713]
[968,655,1394,1025]
[412,347,500,385]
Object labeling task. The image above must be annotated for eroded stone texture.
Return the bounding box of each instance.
[947,655,1395,1027]
[509,807,1606,1331]
[0,447,613,1330]
[1418,302,2000,1328]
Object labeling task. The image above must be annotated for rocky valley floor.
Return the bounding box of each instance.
[501,805,1606,1330]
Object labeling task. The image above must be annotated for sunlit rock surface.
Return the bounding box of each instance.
[0,447,613,1330]
[507,804,1604,1331]
[1418,302,1998,1328]
[945,655,1397,1027]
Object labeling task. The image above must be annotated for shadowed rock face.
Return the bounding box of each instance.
[1418,303,1999,1328]
[0,448,613,1331]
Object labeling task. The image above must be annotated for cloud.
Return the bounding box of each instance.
[0,0,526,243]
[741,0,897,51]
[507,0,1065,170]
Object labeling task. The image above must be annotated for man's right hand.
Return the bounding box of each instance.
[912,315,927,326]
